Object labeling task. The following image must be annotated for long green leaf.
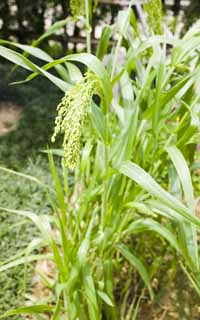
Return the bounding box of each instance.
[167,146,195,213]
[119,161,200,227]
[35,18,72,44]
[0,45,70,91]
[125,218,179,252]
[116,243,154,299]
[83,263,100,320]
[167,146,199,270]
[0,40,70,81]
[0,40,52,62]
[90,101,107,141]
[0,305,53,319]
[0,207,52,242]
[34,53,112,112]
[0,254,52,273]
[0,165,53,192]
[96,25,112,60]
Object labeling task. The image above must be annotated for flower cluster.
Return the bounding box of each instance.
[144,0,163,35]
[70,0,84,17]
[52,72,102,169]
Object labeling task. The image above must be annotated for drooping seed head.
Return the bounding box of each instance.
[52,72,102,170]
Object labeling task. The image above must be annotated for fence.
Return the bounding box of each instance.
[0,0,199,53]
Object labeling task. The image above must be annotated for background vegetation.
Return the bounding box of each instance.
[0,65,61,317]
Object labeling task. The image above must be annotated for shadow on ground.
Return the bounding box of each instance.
[0,63,62,168]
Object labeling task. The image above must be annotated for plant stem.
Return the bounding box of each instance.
[102,125,109,229]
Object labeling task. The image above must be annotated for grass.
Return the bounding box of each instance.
[0,64,61,317]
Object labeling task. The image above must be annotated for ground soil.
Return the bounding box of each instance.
[0,102,22,135]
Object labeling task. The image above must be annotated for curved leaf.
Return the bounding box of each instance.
[116,243,154,299]
[167,146,199,270]
[35,53,112,112]
[125,218,179,252]
[0,45,70,91]
[0,254,52,273]
[119,161,200,227]
[0,305,53,319]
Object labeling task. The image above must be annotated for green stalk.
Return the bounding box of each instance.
[102,123,109,229]
[84,0,91,53]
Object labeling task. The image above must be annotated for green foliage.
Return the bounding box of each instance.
[0,159,54,318]
[0,65,61,317]
[70,0,84,17]
[1,2,200,319]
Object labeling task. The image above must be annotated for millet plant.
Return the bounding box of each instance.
[0,0,200,318]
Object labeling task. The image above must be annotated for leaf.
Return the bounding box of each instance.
[166,146,195,212]
[77,215,95,263]
[64,53,112,112]
[116,8,131,36]
[177,125,198,148]
[160,73,192,107]
[148,200,183,224]
[41,149,64,157]
[0,206,52,242]
[152,59,165,132]
[1,40,74,82]
[116,243,154,299]
[0,45,70,92]
[186,132,200,145]
[0,40,52,62]
[65,62,83,82]
[111,108,138,167]
[103,260,117,319]
[119,161,200,227]
[35,18,72,44]
[0,305,53,319]
[38,53,112,112]
[97,291,114,307]
[51,296,62,320]
[96,25,112,60]
[120,71,134,109]
[0,22,72,81]
[112,103,125,124]
[81,140,93,175]
[0,254,52,273]
[168,164,182,201]
[83,263,100,320]
[90,101,106,141]
[181,263,200,296]
[126,218,179,252]
[0,165,48,190]
[167,146,199,270]
[48,152,66,218]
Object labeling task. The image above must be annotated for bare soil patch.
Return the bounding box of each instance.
[0,101,22,135]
